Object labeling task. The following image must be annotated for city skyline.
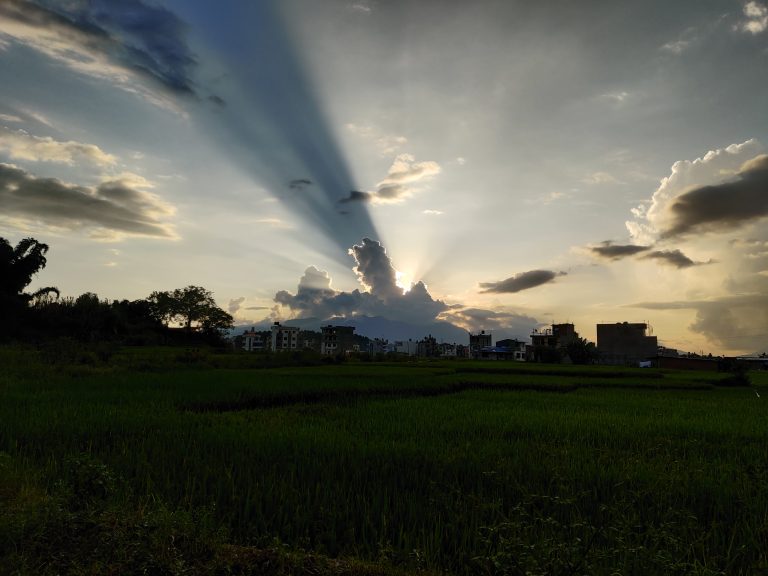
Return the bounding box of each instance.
[1,0,767,353]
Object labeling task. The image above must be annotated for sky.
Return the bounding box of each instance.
[1,0,767,353]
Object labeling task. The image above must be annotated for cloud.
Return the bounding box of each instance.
[423,209,444,215]
[440,307,540,337]
[630,292,768,352]
[642,249,709,268]
[660,154,768,238]
[289,178,312,190]
[589,241,651,260]
[740,1,768,34]
[349,238,402,301]
[0,114,23,123]
[340,154,441,205]
[0,127,116,166]
[344,122,406,156]
[582,171,621,185]
[480,270,566,294]
[627,139,764,244]
[660,39,691,54]
[0,163,176,239]
[339,190,373,204]
[274,239,451,326]
[0,0,198,107]
[228,297,246,314]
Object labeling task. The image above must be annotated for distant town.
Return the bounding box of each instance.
[235,321,768,371]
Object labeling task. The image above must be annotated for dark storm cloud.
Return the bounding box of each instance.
[589,241,651,260]
[642,249,706,268]
[480,270,566,294]
[0,0,198,95]
[661,155,768,238]
[0,163,175,238]
[275,239,449,325]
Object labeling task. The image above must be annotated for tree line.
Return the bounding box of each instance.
[1,237,233,345]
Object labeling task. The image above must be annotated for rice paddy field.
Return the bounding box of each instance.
[1,346,767,575]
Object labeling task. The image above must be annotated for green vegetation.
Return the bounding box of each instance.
[1,347,767,575]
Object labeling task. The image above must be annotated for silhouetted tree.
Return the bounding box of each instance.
[0,237,58,340]
[147,285,233,337]
[566,337,599,365]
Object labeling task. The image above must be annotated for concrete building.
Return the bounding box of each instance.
[242,329,268,352]
[320,325,356,355]
[597,322,658,366]
[271,322,299,351]
[528,323,579,362]
[394,339,419,356]
[469,330,492,359]
[493,339,527,361]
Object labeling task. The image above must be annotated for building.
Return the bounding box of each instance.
[597,322,658,366]
[271,322,299,351]
[394,339,419,356]
[469,330,492,359]
[528,323,579,362]
[493,339,527,361]
[320,325,356,355]
[417,334,439,358]
[242,329,268,352]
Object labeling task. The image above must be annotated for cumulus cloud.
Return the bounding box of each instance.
[626,139,764,244]
[228,297,246,314]
[0,127,116,166]
[480,270,566,294]
[659,154,768,238]
[0,163,176,239]
[338,153,441,205]
[274,238,451,326]
[589,241,650,260]
[0,0,198,108]
[740,1,768,34]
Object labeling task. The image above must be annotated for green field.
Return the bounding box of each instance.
[1,347,767,575]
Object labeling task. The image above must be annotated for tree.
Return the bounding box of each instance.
[0,237,58,303]
[566,337,599,365]
[147,285,233,336]
[0,237,58,340]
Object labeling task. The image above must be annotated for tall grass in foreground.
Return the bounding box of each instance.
[1,348,767,574]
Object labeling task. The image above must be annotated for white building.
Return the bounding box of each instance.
[270,322,299,351]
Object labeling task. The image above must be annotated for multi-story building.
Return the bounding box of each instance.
[320,325,356,355]
[596,322,658,366]
[528,323,580,362]
[271,322,299,351]
[242,329,268,352]
[469,330,492,359]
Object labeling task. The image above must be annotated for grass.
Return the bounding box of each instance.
[1,346,767,574]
